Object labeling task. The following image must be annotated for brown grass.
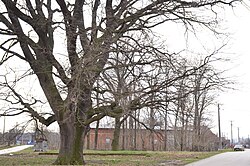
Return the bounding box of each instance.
[0,148,231,166]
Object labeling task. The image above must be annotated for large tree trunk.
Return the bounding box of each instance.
[52,88,92,165]
[53,120,88,165]
[111,117,122,151]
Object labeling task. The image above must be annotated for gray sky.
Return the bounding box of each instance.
[214,3,250,140]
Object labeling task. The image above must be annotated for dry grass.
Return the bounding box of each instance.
[0,147,231,166]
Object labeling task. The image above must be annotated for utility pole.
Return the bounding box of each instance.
[238,127,240,143]
[218,104,222,149]
[230,121,233,146]
[3,114,6,144]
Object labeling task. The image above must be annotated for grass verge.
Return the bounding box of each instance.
[0,145,19,150]
[0,147,232,165]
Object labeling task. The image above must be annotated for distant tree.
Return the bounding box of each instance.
[0,0,236,164]
[191,58,229,151]
[97,47,187,150]
[5,123,25,146]
[169,56,232,151]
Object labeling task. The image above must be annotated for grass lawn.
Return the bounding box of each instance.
[0,147,232,165]
[0,145,18,150]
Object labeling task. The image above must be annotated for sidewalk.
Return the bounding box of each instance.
[0,145,33,155]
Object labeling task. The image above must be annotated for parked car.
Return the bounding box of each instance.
[233,144,245,151]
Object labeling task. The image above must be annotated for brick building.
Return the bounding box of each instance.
[84,127,220,151]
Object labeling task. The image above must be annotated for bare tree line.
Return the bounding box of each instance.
[90,44,232,151]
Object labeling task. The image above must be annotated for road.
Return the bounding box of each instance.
[186,149,250,166]
[0,145,33,155]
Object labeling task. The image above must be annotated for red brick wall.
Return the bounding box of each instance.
[84,127,220,151]
[85,128,166,150]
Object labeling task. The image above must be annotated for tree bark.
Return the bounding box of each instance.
[164,110,168,151]
[53,119,87,165]
[53,90,91,165]
[111,117,122,151]
[94,120,100,150]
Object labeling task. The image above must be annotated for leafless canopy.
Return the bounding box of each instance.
[0,0,237,164]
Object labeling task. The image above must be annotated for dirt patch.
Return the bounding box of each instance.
[39,152,147,156]
[158,160,184,166]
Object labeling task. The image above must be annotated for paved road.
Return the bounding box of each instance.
[186,149,250,166]
[0,145,33,155]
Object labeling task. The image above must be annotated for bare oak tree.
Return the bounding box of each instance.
[0,0,236,164]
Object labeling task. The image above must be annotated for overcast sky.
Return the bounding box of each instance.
[213,3,250,140]
[153,2,250,140]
